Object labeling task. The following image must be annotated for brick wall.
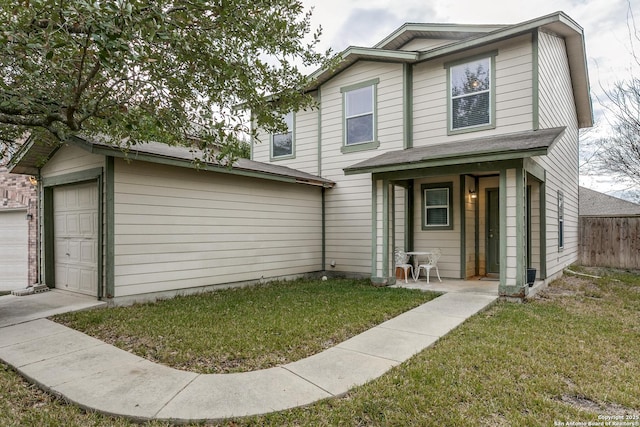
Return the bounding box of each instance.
[0,166,38,285]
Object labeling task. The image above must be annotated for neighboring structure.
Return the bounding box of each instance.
[579,186,640,217]
[9,12,592,302]
[578,186,640,269]
[0,166,38,290]
[253,12,592,298]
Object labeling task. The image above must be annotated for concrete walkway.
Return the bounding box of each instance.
[0,291,497,423]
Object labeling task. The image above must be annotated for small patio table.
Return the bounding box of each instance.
[406,251,441,283]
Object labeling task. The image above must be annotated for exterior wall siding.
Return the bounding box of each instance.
[40,144,104,177]
[505,169,518,284]
[535,30,580,278]
[112,159,323,297]
[413,175,461,278]
[400,38,457,51]
[464,175,476,278]
[0,167,38,285]
[252,93,320,176]
[320,62,405,275]
[412,34,534,146]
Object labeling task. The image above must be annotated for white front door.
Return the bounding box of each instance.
[54,182,98,296]
[0,210,28,291]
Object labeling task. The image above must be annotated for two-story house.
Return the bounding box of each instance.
[252,11,592,298]
[9,11,591,304]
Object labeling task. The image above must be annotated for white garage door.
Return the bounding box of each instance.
[54,182,99,296]
[0,209,28,291]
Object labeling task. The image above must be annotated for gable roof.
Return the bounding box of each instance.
[307,11,592,129]
[9,136,335,188]
[344,127,565,175]
[373,23,507,50]
[579,186,640,217]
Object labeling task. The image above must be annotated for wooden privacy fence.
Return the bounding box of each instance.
[578,216,640,269]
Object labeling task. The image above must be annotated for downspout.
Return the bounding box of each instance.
[322,186,326,272]
[474,175,480,276]
[36,170,42,285]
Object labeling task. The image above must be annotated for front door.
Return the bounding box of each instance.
[487,188,500,275]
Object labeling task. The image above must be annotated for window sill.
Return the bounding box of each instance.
[421,225,454,231]
[341,140,380,154]
[448,123,495,136]
[270,154,296,161]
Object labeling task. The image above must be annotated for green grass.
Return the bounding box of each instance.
[2,270,640,426]
[53,278,438,373]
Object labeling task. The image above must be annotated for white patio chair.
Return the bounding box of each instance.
[414,248,442,284]
[394,248,414,283]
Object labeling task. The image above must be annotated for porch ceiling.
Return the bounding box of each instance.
[344,127,565,175]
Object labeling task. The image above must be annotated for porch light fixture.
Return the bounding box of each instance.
[29,176,37,186]
[469,188,478,199]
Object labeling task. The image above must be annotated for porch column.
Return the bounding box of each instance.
[371,177,395,285]
[499,168,527,299]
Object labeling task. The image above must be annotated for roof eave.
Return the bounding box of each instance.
[68,137,336,188]
[344,147,550,176]
[305,47,419,92]
[7,134,59,176]
[372,23,507,50]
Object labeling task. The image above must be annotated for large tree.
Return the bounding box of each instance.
[592,78,640,187]
[0,0,334,162]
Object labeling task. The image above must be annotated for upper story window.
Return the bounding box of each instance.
[340,78,380,153]
[271,112,294,159]
[558,190,564,249]
[421,182,454,230]
[447,53,496,133]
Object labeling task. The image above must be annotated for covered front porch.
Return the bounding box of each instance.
[392,276,499,296]
[344,128,565,299]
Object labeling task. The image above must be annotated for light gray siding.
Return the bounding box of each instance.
[40,145,104,177]
[252,95,320,176]
[112,159,323,297]
[413,175,461,278]
[464,175,476,278]
[320,62,405,275]
[412,34,534,146]
[400,39,457,51]
[535,30,580,278]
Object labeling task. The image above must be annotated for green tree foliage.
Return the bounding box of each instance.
[0,0,334,162]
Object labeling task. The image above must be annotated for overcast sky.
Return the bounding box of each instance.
[301,0,640,195]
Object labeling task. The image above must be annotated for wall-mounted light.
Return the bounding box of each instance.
[469,188,478,199]
[28,176,37,186]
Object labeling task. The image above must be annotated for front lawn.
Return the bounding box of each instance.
[53,278,438,373]
[2,269,639,426]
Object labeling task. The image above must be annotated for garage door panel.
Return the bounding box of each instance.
[65,214,80,235]
[80,241,97,263]
[0,210,28,290]
[53,182,98,296]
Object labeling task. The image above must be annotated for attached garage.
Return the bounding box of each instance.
[0,209,28,291]
[9,136,334,304]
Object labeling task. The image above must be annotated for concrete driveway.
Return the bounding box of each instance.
[0,290,106,328]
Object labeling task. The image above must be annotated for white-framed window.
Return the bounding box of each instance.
[340,78,379,152]
[447,54,495,133]
[422,182,453,230]
[345,85,373,144]
[271,112,294,159]
[558,190,564,249]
